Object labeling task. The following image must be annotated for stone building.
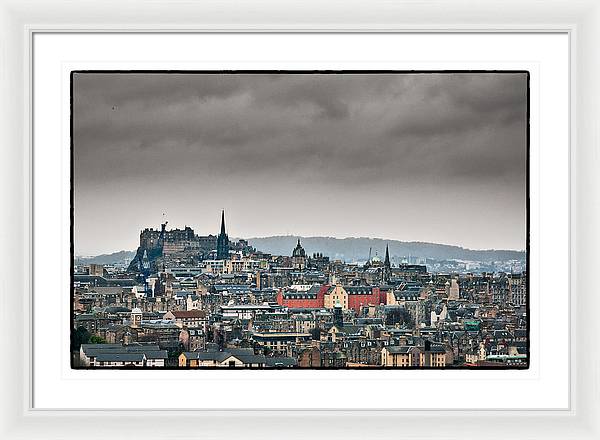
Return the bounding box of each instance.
[291,238,307,270]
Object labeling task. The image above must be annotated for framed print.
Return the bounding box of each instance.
[33,32,564,411]
[1,1,598,440]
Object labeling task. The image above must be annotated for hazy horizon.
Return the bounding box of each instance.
[74,232,527,258]
[73,72,528,256]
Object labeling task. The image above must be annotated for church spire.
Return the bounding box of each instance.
[220,210,226,235]
[216,210,229,260]
[383,244,391,283]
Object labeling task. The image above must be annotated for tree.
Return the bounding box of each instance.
[89,335,107,344]
[71,326,91,351]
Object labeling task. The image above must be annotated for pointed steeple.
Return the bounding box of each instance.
[216,210,230,260]
[220,210,226,235]
[383,244,391,284]
[384,244,390,267]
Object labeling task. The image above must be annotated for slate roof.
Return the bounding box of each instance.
[226,348,255,356]
[82,344,167,362]
[394,291,419,301]
[95,353,145,362]
[182,350,267,365]
[265,357,297,367]
[143,351,169,360]
[425,345,447,353]
[331,325,363,335]
[103,306,131,313]
[182,352,229,362]
[356,318,384,325]
[384,346,413,354]
[81,343,123,351]
[230,354,267,365]
[343,286,376,295]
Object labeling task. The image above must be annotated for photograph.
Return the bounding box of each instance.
[70,71,529,369]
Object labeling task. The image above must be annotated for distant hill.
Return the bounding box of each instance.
[75,237,525,266]
[246,236,525,263]
[74,250,135,265]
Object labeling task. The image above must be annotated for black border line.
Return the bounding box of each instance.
[70,70,530,370]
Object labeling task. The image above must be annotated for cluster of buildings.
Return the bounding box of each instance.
[72,212,528,369]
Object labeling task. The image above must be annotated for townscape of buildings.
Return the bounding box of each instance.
[72,212,528,369]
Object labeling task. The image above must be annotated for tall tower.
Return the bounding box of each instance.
[291,238,307,270]
[216,210,229,260]
[383,244,391,283]
[159,219,167,247]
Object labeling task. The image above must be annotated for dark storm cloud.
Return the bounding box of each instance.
[251,74,358,119]
[388,74,526,138]
[73,72,527,254]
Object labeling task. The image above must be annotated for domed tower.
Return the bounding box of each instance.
[291,238,307,270]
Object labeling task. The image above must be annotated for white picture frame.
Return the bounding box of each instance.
[0,0,597,439]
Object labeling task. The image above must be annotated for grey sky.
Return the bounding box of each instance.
[73,72,528,256]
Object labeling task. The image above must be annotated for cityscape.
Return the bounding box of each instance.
[71,72,528,369]
[72,210,528,369]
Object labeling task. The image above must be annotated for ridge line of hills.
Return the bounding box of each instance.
[246,236,524,262]
[75,236,525,265]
